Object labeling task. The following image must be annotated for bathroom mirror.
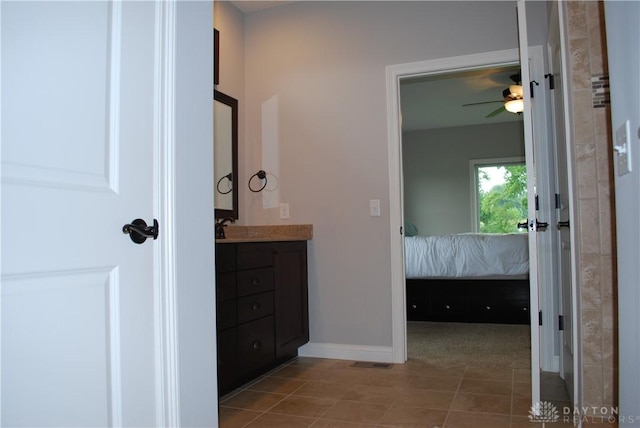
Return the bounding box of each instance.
[214,90,238,219]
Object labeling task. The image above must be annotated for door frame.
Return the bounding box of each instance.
[385,47,558,373]
[154,1,181,424]
[548,0,582,407]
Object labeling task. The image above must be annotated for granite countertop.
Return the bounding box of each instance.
[216,224,313,243]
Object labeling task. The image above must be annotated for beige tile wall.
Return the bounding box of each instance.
[565,0,617,415]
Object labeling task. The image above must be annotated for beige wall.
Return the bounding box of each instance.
[566,0,617,416]
[241,1,534,347]
[214,0,246,216]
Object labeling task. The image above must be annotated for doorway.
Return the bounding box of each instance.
[387,46,559,405]
[399,64,530,369]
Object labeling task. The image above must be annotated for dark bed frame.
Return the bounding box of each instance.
[406,277,531,325]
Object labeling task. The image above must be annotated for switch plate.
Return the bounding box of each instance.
[614,120,632,176]
[369,199,381,217]
[279,203,290,219]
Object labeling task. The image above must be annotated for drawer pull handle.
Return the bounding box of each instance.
[252,278,260,286]
[523,307,528,311]
[445,305,451,310]
[252,302,261,311]
[485,306,491,310]
[252,341,261,350]
[412,304,417,309]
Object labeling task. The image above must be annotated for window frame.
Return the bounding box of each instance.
[469,156,526,233]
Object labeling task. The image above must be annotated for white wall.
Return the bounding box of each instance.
[241,1,530,349]
[604,1,640,424]
[403,121,525,236]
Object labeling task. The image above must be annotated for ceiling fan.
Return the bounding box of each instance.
[462,73,523,118]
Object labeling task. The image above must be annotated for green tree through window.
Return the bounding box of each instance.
[477,164,527,233]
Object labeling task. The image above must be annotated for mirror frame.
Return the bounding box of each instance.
[214,90,239,220]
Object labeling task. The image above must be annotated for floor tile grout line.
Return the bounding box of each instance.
[243,376,313,426]
[440,364,466,428]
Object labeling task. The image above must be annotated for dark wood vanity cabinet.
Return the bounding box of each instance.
[215,240,309,395]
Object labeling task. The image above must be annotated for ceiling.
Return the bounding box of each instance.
[400,65,523,131]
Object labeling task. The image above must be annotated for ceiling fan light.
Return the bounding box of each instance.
[505,99,524,113]
[510,84,524,97]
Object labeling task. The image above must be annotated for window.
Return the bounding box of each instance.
[470,158,527,233]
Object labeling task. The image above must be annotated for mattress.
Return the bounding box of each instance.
[404,233,529,279]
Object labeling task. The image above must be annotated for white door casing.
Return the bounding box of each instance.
[386,47,530,363]
[387,12,558,411]
[547,0,578,405]
[516,0,543,407]
[0,1,214,425]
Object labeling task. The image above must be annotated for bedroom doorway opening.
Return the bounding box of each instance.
[387,44,559,407]
[399,67,531,369]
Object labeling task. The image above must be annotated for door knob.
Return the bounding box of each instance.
[517,219,549,231]
[557,220,570,230]
[536,220,549,230]
[123,219,159,244]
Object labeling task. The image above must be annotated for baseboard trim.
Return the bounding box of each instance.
[298,342,393,363]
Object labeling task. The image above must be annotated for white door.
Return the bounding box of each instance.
[2,2,158,426]
[517,0,542,408]
[547,1,575,404]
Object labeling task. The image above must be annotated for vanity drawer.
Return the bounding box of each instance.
[237,243,274,270]
[217,300,237,331]
[216,327,237,394]
[216,272,236,302]
[237,291,274,324]
[237,315,275,374]
[237,267,274,297]
[215,244,236,273]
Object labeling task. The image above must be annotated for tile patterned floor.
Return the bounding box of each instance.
[218,357,617,428]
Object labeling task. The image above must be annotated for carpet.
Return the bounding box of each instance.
[407,321,531,368]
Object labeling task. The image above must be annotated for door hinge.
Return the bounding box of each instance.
[535,195,539,211]
[545,73,556,90]
[559,315,564,331]
[539,310,543,326]
[555,193,561,209]
[530,80,540,98]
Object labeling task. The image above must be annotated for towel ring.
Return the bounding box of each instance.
[216,173,233,195]
[248,170,267,192]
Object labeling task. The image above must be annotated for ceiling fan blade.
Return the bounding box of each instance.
[485,106,506,118]
[462,100,503,107]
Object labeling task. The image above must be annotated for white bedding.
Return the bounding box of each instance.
[404,233,529,279]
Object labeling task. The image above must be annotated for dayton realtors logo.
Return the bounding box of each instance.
[529,401,560,426]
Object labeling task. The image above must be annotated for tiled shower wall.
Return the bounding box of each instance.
[566,0,617,414]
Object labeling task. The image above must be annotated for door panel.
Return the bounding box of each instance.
[2,2,157,426]
[517,0,541,408]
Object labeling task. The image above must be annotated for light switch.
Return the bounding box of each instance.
[614,120,632,176]
[369,199,381,217]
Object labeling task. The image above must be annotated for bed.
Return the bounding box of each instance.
[405,233,531,325]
